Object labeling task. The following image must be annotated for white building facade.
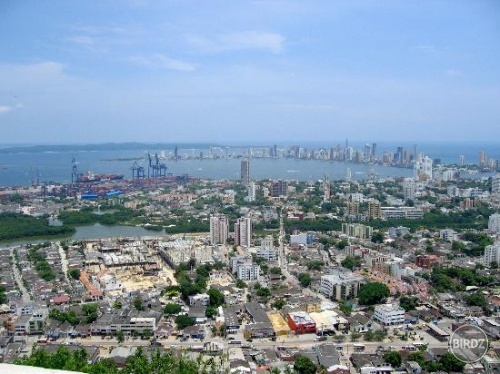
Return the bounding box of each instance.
[373,304,405,325]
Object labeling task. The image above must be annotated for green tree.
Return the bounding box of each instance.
[205,306,218,318]
[117,330,125,344]
[164,303,182,315]
[371,231,384,243]
[207,287,225,307]
[272,299,286,310]
[294,355,317,374]
[399,296,419,312]
[297,273,312,288]
[383,351,402,368]
[236,279,246,288]
[67,269,81,280]
[358,282,390,305]
[175,315,195,330]
[341,256,361,270]
[439,352,465,372]
[133,297,144,311]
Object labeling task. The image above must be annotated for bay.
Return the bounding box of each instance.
[0,224,166,248]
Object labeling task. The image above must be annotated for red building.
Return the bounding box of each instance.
[286,312,316,334]
[415,254,440,269]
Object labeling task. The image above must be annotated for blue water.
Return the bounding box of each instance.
[0,142,497,187]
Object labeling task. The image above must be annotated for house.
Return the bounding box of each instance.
[348,314,372,333]
[188,305,207,324]
[182,325,205,339]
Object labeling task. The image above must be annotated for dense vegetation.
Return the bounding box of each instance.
[428,266,494,293]
[358,282,390,305]
[15,345,223,374]
[0,285,7,304]
[27,244,56,281]
[49,303,99,326]
[0,213,74,241]
[368,206,492,232]
[58,206,142,226]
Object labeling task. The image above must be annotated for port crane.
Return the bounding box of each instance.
[147,152,167,178]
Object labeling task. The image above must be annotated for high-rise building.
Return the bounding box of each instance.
[271,180,288,197]
[402,178,416,201]
[414,155,433,180]
[241,158,250,185]
[367,200,382,219]
[484,242,500,267]
[459,155,465,166]
[492,174,500,195]
[234,216,252,248]
[210,215,229,245]
[488,213,500,234]
[323,175,331,203]
[480,151,488,168]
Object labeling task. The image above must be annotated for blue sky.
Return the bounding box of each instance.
[0,0,499,145]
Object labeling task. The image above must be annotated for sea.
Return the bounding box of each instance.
[0,142,498,187]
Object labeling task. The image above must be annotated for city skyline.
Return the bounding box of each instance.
[0,1,499,144]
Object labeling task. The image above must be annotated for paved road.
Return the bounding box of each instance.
[57,242,70,284]
[10,247,30,302]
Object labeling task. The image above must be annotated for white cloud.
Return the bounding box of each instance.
[0,105,12,114]
[128,54,196,71]
[445,68,464,77]
[67,35,96,46]
[186,31,285,54]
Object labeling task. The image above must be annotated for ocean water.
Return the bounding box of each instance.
[0,142,497,187]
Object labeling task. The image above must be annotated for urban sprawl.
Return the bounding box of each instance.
[1,143,500,374]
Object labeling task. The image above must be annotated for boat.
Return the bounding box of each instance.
[76,171,124,183]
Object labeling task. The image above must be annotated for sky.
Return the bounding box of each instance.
[0,0,499,145]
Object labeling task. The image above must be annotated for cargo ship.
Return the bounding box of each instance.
[76,171,124,183]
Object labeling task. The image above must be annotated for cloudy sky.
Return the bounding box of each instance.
[0,0,499,145]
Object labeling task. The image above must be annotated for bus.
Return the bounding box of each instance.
[353,344,365,351]
[229,340,242,345]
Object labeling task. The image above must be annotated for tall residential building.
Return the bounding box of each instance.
[342,223,373,239]
[492,174,500,195]
[241,158,250,185]
[257,235,276,261]
[484,242,500,267]
[480,151,488,168]
[488,213,500,234]
[402,178,416,201]
[245,182,256,202]
[414,155,433,180]
[234,216,252,248]
[271,180,288,197]
[346,200,360,217]
[210,215,229,245]
[367,199,382,219]
[323,175,331,203]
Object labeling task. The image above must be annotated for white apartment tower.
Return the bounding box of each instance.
[210,215,229,245]
[414,155,433,180]
[484,242,500,267]
[488,213,500,234]
[402,178,416,201]
[492,174,500,195]
[234,216,252,248]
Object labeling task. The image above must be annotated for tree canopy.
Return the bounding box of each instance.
[358,282,390,305]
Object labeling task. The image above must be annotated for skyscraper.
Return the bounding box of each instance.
[234,216,252,248]
[210,215,229,245]
[241,158,250,185]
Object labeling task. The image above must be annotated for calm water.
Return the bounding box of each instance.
[1,142,497,187]
[0,224,167,248]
